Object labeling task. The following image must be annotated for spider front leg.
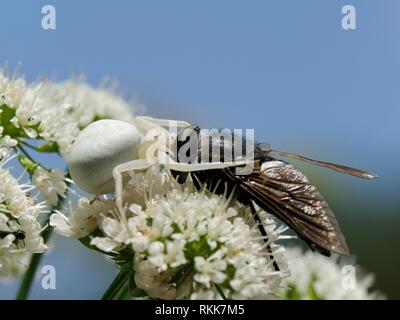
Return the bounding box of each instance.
[113,159,151,214]
[135,116,192,138]
[136,116,192,129]
[165,159,251,172]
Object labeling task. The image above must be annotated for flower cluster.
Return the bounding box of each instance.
[51,197,115,239]
[51,166,290,300]
[0,66,138,278]
[40,77,138,129]
[0,70,138,158]
[281,247,383,300]
[0,155,46,277]
[0,72,78,156]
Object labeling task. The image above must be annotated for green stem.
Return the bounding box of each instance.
[101,269,130,300]
[215,283,229,300]
[17,139,39,151]
[16,145,49,171]
[18,139,59,154]
[16,175,69,300]
[172,263,193,290]
[176,266,193,289]
[15,145,35,163]
[113,280,130,300]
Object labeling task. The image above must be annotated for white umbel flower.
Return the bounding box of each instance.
[85,166,289,300]
[0,156,44,218]
[15,214,47,253]
[282,247,383,300]
[0,233,16,277]
[0,127,17,159]
[32,167,69,206]
[0,156,47,277]
[50,197,115,238]
[0,71,80,155]
[1,69,138,156]
[194,249,228,286]
[38,77,138,128]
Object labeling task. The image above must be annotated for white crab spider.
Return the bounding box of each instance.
[67,116,249,213]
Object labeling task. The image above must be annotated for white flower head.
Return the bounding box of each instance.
[50,197,115,239]
[0,71,80,155]
[282,247,384,300]
[32,166,70,206]
[0,233,17,277]
[15,214,47,253]
[0,156,47,278]
[38,77,138,128]
[0,127,17,159]
[194,249,228,287]
[0,156,44,218]
[85,166,289,300]
[1,68,139,156]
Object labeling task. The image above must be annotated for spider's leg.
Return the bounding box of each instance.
[89,195,100,205]
[113,159,151,213]
[134,117,163,134]
[166,160,250,172]
[136,116,192,128]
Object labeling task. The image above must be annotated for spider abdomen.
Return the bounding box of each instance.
[67,119,142,194]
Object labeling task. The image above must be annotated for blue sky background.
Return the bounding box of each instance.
[0,0,399,298]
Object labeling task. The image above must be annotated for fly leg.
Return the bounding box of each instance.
[247,200,280,272]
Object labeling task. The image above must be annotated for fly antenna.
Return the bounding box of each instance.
[269,149,378,179]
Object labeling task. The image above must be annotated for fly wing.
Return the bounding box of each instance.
[223,160,349,256]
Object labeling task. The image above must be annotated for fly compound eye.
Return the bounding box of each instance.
[16,231,25,240]
[257,143,271,154]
